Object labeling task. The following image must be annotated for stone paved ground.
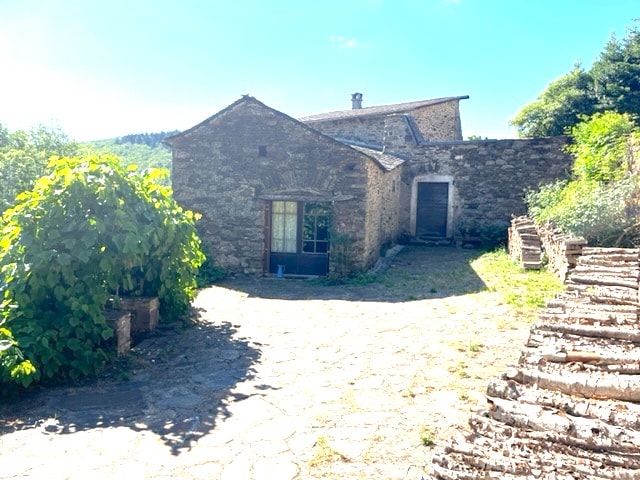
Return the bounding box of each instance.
[0,247,531,479]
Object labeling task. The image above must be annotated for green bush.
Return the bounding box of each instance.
[568,111,636,182]
[526,177,637,245]
[526,111,640,246]
[195,253,227,287]
[454,220,509,249]
[0,154,204,390]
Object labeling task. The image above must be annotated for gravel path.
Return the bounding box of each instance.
[0,247,530,479]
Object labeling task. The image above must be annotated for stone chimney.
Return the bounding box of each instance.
[351,92,363,109]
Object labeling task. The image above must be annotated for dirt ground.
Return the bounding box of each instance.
[0,246,536,479]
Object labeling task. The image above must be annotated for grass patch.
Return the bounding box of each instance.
[471,249,564,318]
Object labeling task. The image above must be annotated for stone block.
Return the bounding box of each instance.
[119,297,160,334]
[105,310,131,356]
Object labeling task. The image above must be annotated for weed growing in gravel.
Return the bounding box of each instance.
[420,427,436,447]
[309,436,350,466]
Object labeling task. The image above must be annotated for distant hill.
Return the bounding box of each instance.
[85,130,180,172]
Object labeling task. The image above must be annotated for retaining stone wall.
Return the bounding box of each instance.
[399,137,572,237]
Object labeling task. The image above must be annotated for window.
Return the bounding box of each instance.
[258,145,267,156]
[302,203,330,253]
[271,201,297,252]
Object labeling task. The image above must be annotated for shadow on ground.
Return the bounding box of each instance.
[0,315,262,455]
[219,245,488,302]
[0,245,487,455]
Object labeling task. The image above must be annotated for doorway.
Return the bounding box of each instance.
[267,200,330,275]
[416,182,449,238]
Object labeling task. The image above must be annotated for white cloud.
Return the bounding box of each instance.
[329,35,357,49]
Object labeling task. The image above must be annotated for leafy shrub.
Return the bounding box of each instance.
[454,220,509,249]
[0,154,204,390]
[568,111,636,182]
[0,321,36,393]
[526,177,638,245]
[526,111,640,246]
[195,254,227,287]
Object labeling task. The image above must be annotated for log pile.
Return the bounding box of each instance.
[508,216,542,270]
[538,222,587,281]
[430,248,640,479]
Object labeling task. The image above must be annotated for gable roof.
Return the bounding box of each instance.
[163,95,259,145]
[163,95,397,172]
[298,95,469,123]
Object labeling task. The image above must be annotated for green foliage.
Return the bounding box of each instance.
[327,221,357,280]
[527,177,637,245]
[195,254,227,287]
[0,123,78,211]
[115,131,179,148]
[568,111,636,182]
[85,132,175,173]
[526,112,640,245]
[0,321,36,392]
[454,219,509,249]
[591,27,640,115]
[511,67,597,137]
[0,154,204,390]
[512,24,640,138]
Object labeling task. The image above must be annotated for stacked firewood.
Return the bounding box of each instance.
[538,222,587,280]
[508,216,542,269]
[430,248,640,479]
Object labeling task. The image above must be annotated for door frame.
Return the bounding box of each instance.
[410,175,455,238]
[264,200,330,276]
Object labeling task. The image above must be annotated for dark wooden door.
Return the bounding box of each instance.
[416,182,448,237]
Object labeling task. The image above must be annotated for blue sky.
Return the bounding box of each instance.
[0,0,638,141]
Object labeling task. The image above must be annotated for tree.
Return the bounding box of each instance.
[0,154,204,391]
[591,27,640,115]
[512,24,640,138]
[0,123,78,211]
[510,67,597,137]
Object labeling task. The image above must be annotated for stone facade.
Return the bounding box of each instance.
[399,137,572,238]
[167,94,572,276]
[301,96,466,147]
[166,96,402,275]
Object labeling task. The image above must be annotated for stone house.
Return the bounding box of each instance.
[165,93,571,276]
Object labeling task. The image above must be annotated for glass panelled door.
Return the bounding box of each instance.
[269,200,330,275]
[271,201,297,253]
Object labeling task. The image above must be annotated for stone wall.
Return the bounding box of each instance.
[305,116,387,147]
[361,162,402,269]
[170,95,573,276]
[398,136,572,238]
[304,99,464,148]
[170,97,399,275]
[411,100,463,141]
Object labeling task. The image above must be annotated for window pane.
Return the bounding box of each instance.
[271,201,297,253]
